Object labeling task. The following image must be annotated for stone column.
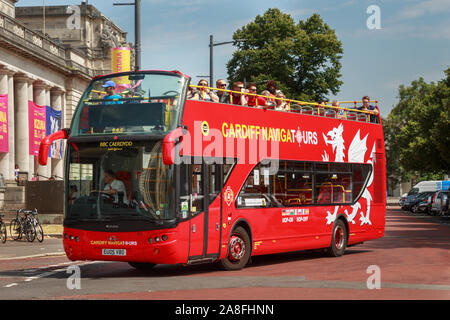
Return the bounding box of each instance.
[33,81,52,180]
[50,87,65,180]
[14,74,32,180]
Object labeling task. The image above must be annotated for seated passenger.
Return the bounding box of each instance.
[261,80,277,100]
[197,79,219,102]
[356,95,379,123]
[216,79,230,103]
[275,92,288,111]
[187,85,200,100]
[333,100,346,119]
[228,81,247,106]
[245,83,266,108]
[102,80,122,105]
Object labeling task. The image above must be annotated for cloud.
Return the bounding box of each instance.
[396,0,450,20]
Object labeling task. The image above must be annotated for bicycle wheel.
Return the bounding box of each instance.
[24,219,36,242]
[9,218,22,240]
[0,222,6,243]
[34,220,44,243]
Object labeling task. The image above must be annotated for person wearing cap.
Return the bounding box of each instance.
[102,80,122,105]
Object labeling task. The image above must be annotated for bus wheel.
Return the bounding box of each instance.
[128,262,156,270]
[327,219,347,257]
[219,226,251,271]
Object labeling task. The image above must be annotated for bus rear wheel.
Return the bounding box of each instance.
[128,262,156,270]
[219,226,251,271]
[327,219,347,257]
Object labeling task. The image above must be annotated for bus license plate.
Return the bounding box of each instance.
[102,249,126,256]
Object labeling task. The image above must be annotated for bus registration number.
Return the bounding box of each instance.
[102,249,126,256]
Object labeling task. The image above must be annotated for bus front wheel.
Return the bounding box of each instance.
[327,219,347,257]
[219,226,251,271]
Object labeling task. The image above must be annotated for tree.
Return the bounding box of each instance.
[384,68,450,182]
[226,9,343,102]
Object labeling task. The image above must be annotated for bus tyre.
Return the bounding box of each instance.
[327,219,347,257]
[128,262,156,270]
[219,226,251,271]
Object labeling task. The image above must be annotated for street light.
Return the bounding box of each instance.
[209,35,246,86]
[113,0,141,71]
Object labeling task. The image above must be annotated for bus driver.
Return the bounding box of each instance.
[101,170,129,206]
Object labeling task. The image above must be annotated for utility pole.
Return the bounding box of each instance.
[113,0,141,71]
[209,35,246,87]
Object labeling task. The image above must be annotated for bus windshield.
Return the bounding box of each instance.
[67,140,176,221]
[70,72,186,136]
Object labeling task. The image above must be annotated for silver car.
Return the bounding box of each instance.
[430,190,449,216]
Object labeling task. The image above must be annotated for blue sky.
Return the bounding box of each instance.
[17,0,450,117]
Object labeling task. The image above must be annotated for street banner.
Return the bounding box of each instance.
[0,94,8,153]
[111,47,131,92]
[46,106,63,159]
[28,100,46,156]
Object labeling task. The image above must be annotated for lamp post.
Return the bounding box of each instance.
[113,0,141,71]
[209,35,246,86]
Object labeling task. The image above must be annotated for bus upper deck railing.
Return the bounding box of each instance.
[189,84,380,124]
[83,86,380,124]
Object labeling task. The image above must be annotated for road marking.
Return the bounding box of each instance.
[4,283,18,288]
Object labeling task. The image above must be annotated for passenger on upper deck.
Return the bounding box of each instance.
[187,85,199,100]
[356,95,379,123]
[245,83,266,108]
[102,80,122,105]
[275,92,288,111]
[229,81,247,106]
[197,79,219,102]
[333,100,345,119]
[216,79,230,104]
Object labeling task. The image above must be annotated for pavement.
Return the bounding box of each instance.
[0,225,64,260]
[0,238,65,260]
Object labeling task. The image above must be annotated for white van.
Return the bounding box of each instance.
[407,180,450,196]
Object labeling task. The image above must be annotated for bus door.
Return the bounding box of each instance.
[187,163,223,261]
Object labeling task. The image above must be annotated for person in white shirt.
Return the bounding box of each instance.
[102,170,128,206]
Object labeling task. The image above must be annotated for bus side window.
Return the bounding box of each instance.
[237,164,270,208]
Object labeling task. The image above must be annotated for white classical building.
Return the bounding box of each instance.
[0,0,130,182]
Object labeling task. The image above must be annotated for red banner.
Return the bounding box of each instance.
[0,94,8,153]
[28,101,46,156]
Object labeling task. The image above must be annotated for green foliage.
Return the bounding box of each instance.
[384,68,450,181]
[226,9,343,102]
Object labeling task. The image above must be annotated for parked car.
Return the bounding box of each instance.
[430,190,449,216]
[402,191,435,212]
[399,194,407,207]
[415,194,434,214]
[400,180,450,210]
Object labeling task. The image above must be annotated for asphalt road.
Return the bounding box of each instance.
[0,207,449,301]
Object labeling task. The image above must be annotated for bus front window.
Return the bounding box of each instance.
[70,72,186,136]
[67,141,176,221]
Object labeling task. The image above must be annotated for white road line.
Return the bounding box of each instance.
[4,283,18,288]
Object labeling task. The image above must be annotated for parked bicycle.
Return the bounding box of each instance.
[0,214,6,243]
[9,208,44,242]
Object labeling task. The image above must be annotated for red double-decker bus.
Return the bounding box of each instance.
[40,70,386,270]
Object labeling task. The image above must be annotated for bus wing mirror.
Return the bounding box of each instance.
[162,127,185,165]
[39,128,70,166]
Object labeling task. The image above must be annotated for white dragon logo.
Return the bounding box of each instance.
[322,126,375,226]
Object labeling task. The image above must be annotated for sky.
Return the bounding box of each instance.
[16,0,450,117]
